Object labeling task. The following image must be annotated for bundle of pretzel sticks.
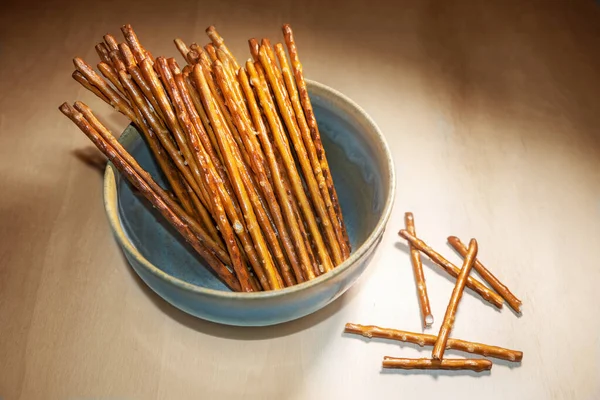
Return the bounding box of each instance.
[344,213,523,372]
[60,24,351,292]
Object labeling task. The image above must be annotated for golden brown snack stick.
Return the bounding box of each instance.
[404,212,433,328]
[248,39,260,62]
[282,24,351,253]
[345,323,522,362]
[275,43,350,260]
[204,43,218,62]
[72,71,110,103]
[97,62,126,96]
[103,33,119,52]
[121,24,149,64]
[118,43,137,68]
[398,230,504,308]
[117,69,223,248]
[432,239,478,360]
[127,65,167,122]
[193,63,283,290]
[59,102,240,291]
[206,26,240,70]
[73,57,135,122]
[174,38,191,63]
[155,66,255,292]
[448,236,522,313]
[108,50,127,72]
[215,63,296,286]
[382,357,492,372]
[239,66,310,283]
[95,43,112,64]
[247,60,322,278]
[259,43,342,268]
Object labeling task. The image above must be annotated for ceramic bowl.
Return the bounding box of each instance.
[103,80,395,326]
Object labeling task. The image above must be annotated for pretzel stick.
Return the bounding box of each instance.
[259,43,340,269]
[248,39,259,62]
[448,236,522,313]
[59,102,240,291]
[344,323,522,362]
[239,67,310,282]
[128,65,167,122]
[95,43,112,64]
[247,60,321,278]
[97,62,126,96]
[382,357,492,372]
[404,212,433,328]
[72,71,110,103]
[215,63,296,286]
[118,43,137,68]
[73,57,136,122]
[206,26,240,70]
[432,239,478,360]
[398,230,504,308]
[174,38,192,63]
[194,63,283,290]
[155,68,255,292]
[121,24,149,64]
[109,50,127,72]
[204,43,218,62]
[157,61,270,290]
[282,24,351,253]
[103,34,119,52]
[117,70,224,247]
[275,43,350,260]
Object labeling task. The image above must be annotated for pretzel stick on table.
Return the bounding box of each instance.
[344,323,522,362]
[259,42,342,268]
[448,236,522,313]
[382,357,492,372]
[214,63,296,286]
[404,212,433,328]
[72,71,110,103]
[275,42,350,260]
[282,25,350,252]
[206,26,240,70]
[193,62,284,290]
[432,238,478,360]
[398,230,504,308]
[73,57,136,122]
[247,60,321,278]
[59,102,241,291]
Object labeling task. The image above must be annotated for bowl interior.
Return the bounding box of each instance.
[115,83,391,292]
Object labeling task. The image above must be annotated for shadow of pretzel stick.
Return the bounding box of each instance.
[72,146,108,175]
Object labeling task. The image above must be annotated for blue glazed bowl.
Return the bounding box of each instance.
[103,80,395,326]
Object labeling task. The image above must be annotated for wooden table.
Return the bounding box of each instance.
[2,0,599,398]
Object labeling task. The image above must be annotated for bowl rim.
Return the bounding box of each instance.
[103,79,396,300]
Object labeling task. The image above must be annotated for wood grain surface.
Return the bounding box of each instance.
[1,0,599,398]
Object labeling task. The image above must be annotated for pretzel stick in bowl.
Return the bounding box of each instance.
[174,38,192,63]
[382,357,492,372]
[275,43,350,260]
[103,33,120,52]
[344,323,523,362]
[404,212,433,328]
[204,43,218,62]
[282,24,351,254]
[259,42,342,268]
[97,62,126,96]
[59,102,241,291]
[72,71,110,103]
[432,239,478,360]
[448,236,522,313]
[248,39,260,62]
[95,43,112,64]
[206,26,240,70]
[121,24,152,64]
[398,230,504,309]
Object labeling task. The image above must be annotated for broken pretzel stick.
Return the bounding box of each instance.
[398,230,504,309]
[404,212,433,328]
[432,239,478,360]
[344,323,522,362]
[448,236,522,313]
[382,357,492,372]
